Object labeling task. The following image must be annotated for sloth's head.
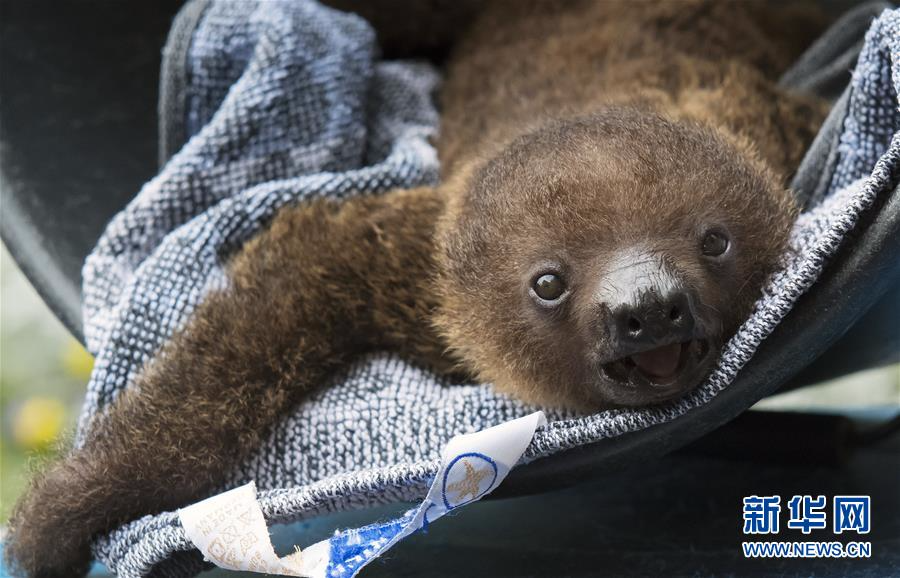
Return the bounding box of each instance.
[436,108,798,410]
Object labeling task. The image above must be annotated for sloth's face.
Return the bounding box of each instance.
[437,108,797,410]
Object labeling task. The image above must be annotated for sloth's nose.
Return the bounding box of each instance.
[609,288,697,351]
[595,248,702,362]
[596,250,710,390]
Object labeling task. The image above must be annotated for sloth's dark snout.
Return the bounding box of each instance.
[597,249,712,395]
[610,288,697,352]
[599,249,701,353]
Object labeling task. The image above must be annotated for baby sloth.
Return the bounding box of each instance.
[7,1,829,576]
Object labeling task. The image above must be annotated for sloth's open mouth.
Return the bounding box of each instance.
[602,339,710,387]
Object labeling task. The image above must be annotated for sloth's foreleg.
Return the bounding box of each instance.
[4,186,447,578]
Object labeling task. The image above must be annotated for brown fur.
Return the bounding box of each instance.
[6,2,829,576]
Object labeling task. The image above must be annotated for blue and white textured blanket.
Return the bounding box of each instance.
[73,1,899,576]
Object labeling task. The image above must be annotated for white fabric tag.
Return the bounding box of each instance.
[178,411,546,577]
[177,481,322,576]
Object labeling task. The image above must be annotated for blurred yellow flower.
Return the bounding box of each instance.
[12,396,67,450]
[62,339,94,380]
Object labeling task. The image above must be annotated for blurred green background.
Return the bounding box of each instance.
[0,242,897,524]
[1,246,94,521]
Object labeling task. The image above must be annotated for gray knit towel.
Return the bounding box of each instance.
[73,1,899,576]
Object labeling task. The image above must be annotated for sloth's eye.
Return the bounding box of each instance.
[533,273,566,301]
[701,230,730,257]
